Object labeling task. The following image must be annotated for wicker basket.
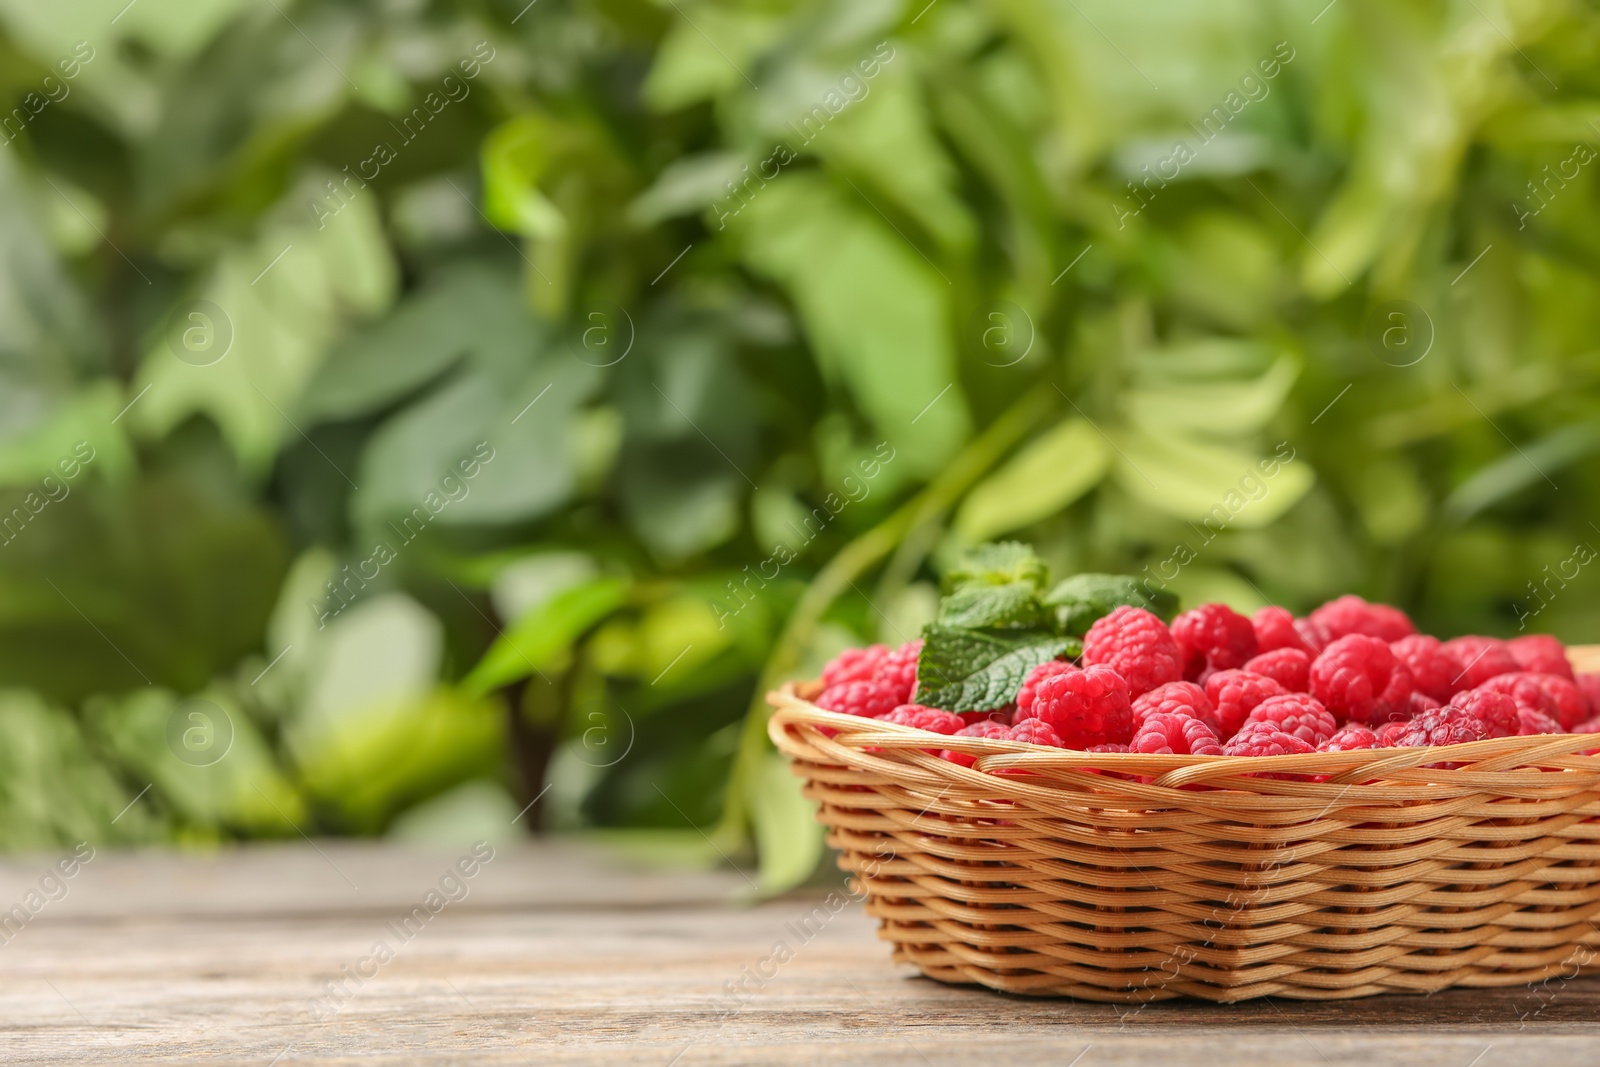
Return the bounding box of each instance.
[766,647,1600,1002]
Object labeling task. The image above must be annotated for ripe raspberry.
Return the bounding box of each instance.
[1007,719,1065,748]
[1205,670,1289,739]
[1376,720,1410,746]
[1517,707,1562,736]
[1440,636,1518,690]
[1309,635,1414,726]
[1294,616,1330,654]
[1241,648,1311,695]
[1251,606,1314,655]
[870,639,923,706]
[1243,693,1337,746]
[1577,716,1600,735]
[1016,660,1079,718]
[1170,603,1257,680]
[1015,664,1133,748]
[1474,672,1587,730]
[822,644,888,688]
[958,706,1014,728]
[1408,691,1441,716]
[1131,711,1223,755]
[1087,742,1131,753]
[1389,635,1460,703]
[1389,705,1491,748]
[1507,634,1574,680]
[940,720,1012,768]
[1320,723,1379,752]
[1310,595,1416,643]
[1442,688,1518,739]
[879,704,964,734]
[1131,681,1219,734]
[1577,674,1600,719]
[1082,606,1182,697]
[815,680,898,719]
[1223,722,1315,757]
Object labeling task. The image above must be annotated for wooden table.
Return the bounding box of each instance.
[2,840,1596,1064]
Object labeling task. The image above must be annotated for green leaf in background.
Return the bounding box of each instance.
[954,419,1110,543]
[1043,573,1179,636]
[462,576,631,696]
[944,541,1050,591]
[914,624,1073,713]
[750,751,823,895]
[1110,429,1313,528]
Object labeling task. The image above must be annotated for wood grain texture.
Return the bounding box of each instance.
[0,842,1596,1065]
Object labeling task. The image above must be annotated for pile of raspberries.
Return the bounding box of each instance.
[813,596,1600,767]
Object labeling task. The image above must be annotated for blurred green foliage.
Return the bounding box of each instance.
[2,0,1599,888]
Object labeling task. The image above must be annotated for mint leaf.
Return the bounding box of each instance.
[915,624,1076,712]
[1042,573,1178,636]
[936,580,1048,630]
[945,541,1049,592]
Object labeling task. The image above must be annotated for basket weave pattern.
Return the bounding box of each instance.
[768,650,1600,1003]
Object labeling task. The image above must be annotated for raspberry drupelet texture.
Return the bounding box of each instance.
[1473,672,1586,730]
[1204,669,1289,739]
[1242,648,1311,693]
[1223,722,1315,757]
[1443,688,1518,739]
[1319,723,1380,752]
[1131,681,1219,734]
[1507,634,1574,680]
[1310,594,1416,643]
[939,720,1013,767]
[1408,691,1442,716]
[1309,634,1414,726]
[1170,603,1258,680]
[1130,712,1224,755]
[1251,606,1315,655]
[1007,719,1065,747]
[1087,742,1131,753]
[1389,634,1461,703]
[1082,606,1183,697]
[1016,664,1133,748]
[1576,674,1600,720]
[821,644,889,688]
[1243,693,1338,746]
[1390,704,1492,748]
[1440,636,1518,690]
[1294,616,1330,654]
[1517,707,1563,736]
[870,639,923,706]
[1016,660,1079,718]
[814,680,899,719]
[1376,720,1410,747]
[879,704,964,734]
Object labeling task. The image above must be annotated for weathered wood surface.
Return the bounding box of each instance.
[1,841,1596,1065]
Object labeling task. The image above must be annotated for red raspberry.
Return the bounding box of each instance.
[958,706,1014,728]
[1131,711,1223,755]
[815,680,898,719]
[1517,707,1562,736]
[1131,681,1218,734]
[870,639,923,705]
[1087,742,1130,753]
[1242,648,1311,693]
[1507,634,1573,680]
[1015,664,1133,748]
[1310,595,1416,643]
[1320,723,1379,751]
[1309,635,1413,726]
[1205,670,1289,739]
[1389,635,1460,703]
[1016,660,1079,718]
[1294,617,1330,654]
[1577,716,1600,735]
[1251,606,1314,655]
[1440,636,1517,690]
[1082,606,1182,698]
[1223,722,1315,757]
[1243,693,1337,746]
[1408,691,1441,716]
[1577,674,1600,719]
[1006,719,1065,748]
[1443,688,1518,738]
[822,644,888,688]
[879,704,964,734]
[940,720,1012,767]
[1474,672,1586,730]
[1376,720,1410,746]
[1170,603,1257,680]
[1389,705,1491,748]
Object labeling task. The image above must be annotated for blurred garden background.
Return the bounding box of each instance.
[1,0,1598,888]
